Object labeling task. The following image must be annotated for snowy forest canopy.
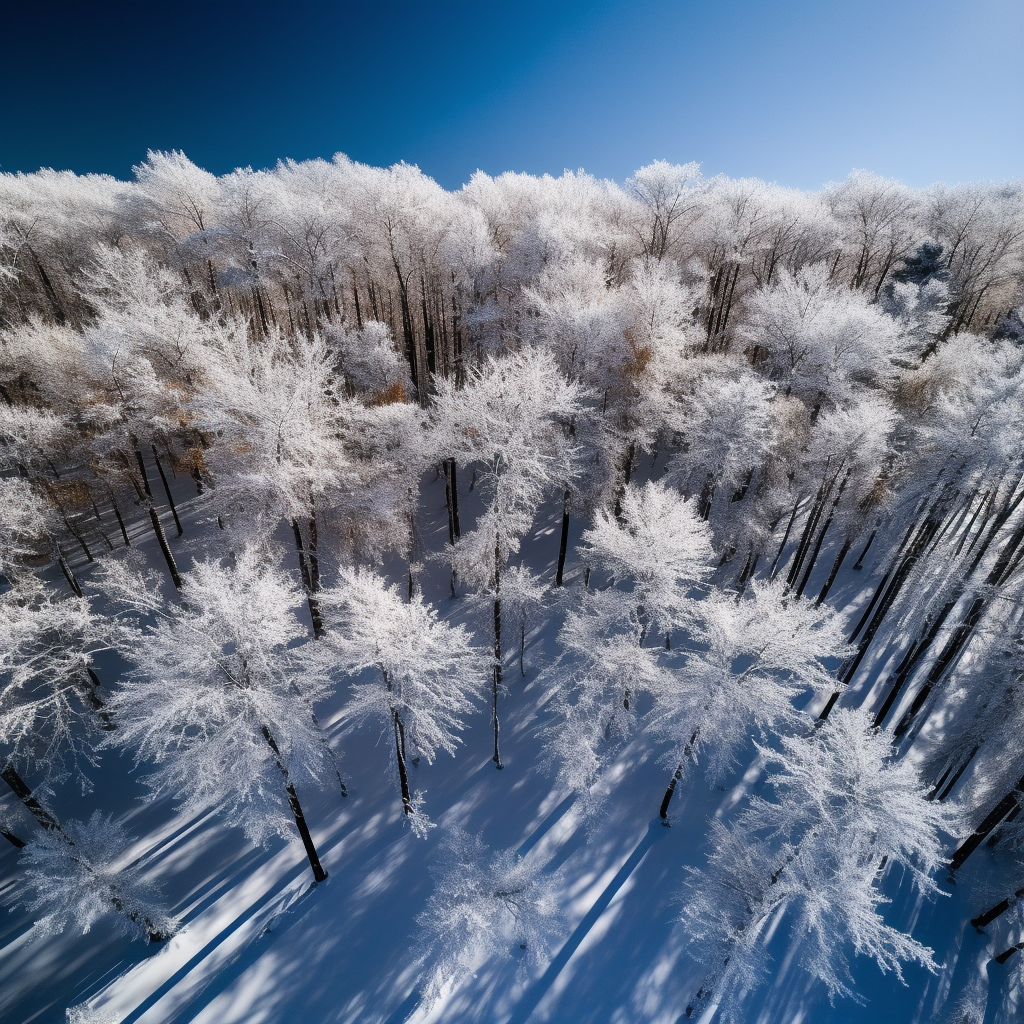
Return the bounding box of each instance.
[3,153,1024,1022]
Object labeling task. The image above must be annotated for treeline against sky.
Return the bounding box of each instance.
[2,153,1024,1016]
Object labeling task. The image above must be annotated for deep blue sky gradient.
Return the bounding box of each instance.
[2,0,1021,189]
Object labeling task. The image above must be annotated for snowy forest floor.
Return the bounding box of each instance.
[1,461,1021,1024]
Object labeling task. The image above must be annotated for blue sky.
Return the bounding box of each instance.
[3,0,1020,189]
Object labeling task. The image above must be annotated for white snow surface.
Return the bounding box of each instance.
[1,465,1020,1024]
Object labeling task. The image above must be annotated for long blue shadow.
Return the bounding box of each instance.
[170,880,324,1024]
[984,955,1011,1024]
[382,989,422,1024]
[114,861,316,1024]
[506,820,667,1024]
[517,794,577,857]
[174,849,267,924]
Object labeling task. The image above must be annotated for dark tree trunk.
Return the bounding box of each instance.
[1,826,25,848]
[60,512,93,563]
[56,545,83,597]
[874,598,959,728]
[492,541,504,769]
[27,245,66,324]
[735,550,759,597]
[261,726,327,882]
[932,745,977,802]
[1,765,62,831]
[949,772,1024,873]
[837,514,940,689]
[421,276,436,377]
[995,941,1024,965]
[134,445,182,588]
[613,441,637,521]
[149,507,183,590]
[393,710,413,815]
[988,803,1021,849]
[786,472,834,592]
[894,514,1024,738]
[108,489,131,546]
[852,529,875,570]
[307,513,321,594]
[152,446,183,537]
[816,538,851,605]
[659,763,684,822]
[882,480,1024,720]
[796,471,850,598]
[449,460,461,539]
[443,463,456,546]
[555,488,571,587]
[659,729,699,821]
[768,500,802,581]
[292,519,324,639]
[84,666,116,730]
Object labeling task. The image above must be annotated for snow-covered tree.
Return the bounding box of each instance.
[18,811,175,943]
[197,322,425,632]
[494,564,548,677]
[0,585,110,790]
[546,589,671,810]
[0,476,61,587]
[416,827,564,1005]
[661,364,776,545]
[102,547,336,881]
[546,481,714,809]
[681,708,952,1019]
[582,480,715,639]
[741,264,906,412]
[317,568,489,836]
[433,348,583,768]
[624,160,704,262]
[652,579,850,818]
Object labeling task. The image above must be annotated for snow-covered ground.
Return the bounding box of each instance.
[1,466,1021,1024]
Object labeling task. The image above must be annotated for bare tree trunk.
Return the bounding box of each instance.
[816,538,851,605]
[449,460,461,539]
[950,771,1024,872]
[556,488,571,586]
[852,529,875,570]
[734,549,759,597]
[972,888,1024,931]
[133,445,182,589]
[443,463,456,546]
[56,544,83,597]
[894,514,1024,738]
[795,470,850,598]
[152,446,183,537]
[149,507,183,590]
[785,472,833,592]
[613,441,637,522]
[1,826,25,848]
[659,728,699,821]
[928,745,978,802]
[768,500,802,581]
[108,488,131,546]
[994,941,1024,965]
[292,520,324,639]
[1,765,62,831]
[84,666,116,730]
[393,710,414,815]
[260,726,327,882]
[492,541,504,769]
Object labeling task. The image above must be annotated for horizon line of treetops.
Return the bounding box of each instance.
[2,152,1024,1016]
